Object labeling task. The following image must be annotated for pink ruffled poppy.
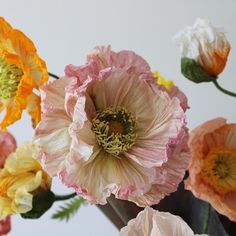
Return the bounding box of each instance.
[185,118,236,221]
[119,207,207,236]
[35,46,190,206]
[0,131,16,168]
[0,216,11,236]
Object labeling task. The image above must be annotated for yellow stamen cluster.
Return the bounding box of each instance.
[201,147,236,194]
[0,57,23,99]
[92,107,137,156]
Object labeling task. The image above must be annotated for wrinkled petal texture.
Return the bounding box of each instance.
[0,131,16,168]
[0,17,48,129]
[119,207,206,236]
[174,18,230,77]
[185,117,236,222]
[35,46,189,206]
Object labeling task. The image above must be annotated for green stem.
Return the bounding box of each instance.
[202,204,211,234]
[49,72,59,79]
[54,192,77,201]
[212,80,236,97]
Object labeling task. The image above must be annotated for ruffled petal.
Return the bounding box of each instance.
[34,78,74,176]
[60,151,156,204]
[119,207,196,236]
[130,149,190,206]
[87,45,151,75]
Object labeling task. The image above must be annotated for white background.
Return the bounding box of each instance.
[1,0,236,235]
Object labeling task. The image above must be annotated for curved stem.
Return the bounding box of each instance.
[212,80,236,97]
[49,72,59,79]
[202,204,211,234]
[54,192,77,201]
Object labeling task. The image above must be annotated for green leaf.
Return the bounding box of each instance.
[52,197,86,222]
[181,57,216,83]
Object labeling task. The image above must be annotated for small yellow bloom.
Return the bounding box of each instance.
[0,17,48,129]
[0,142,51,218]
[153,71,173,90]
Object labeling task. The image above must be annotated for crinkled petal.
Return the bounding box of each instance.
[59,151,156,204]
[130,151,190,207]
[87,45,151,74]
[119,207,197,236]
[34,77,74,176]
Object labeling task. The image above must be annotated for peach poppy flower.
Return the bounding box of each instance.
[0,216,11,235]
[185,118,236,222]
[0,17,48,129]
[0,131,16,168]
[119,207,207,236]
[35,46,190,206]
[175,18,230,78]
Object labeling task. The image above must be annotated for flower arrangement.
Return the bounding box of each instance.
[0,16,235,236]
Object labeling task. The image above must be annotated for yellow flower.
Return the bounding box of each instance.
[0,142,51,218]
[153,71,173,90]
[0,17,48,129]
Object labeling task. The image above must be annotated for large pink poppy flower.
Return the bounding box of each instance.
[185,118,236,222]
[35,46,190,206]
[0,131,16,168]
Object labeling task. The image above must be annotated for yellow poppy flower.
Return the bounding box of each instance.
[0,17,48,129]
[0,142,51,218]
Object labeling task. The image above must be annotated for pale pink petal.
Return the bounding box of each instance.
[147,76,189,112]
[90,69,137,110]
[68,119,98,163]
[35,127,70,176]
[59,151,156,204]
[119,207,197,236]
[87,45,151,74]
[35,77,74,176]
[130,146,190,206]
[65,61,99,85]
[166,85,189,112]
[87,45,113,69]
[40,77,74,116]
[125,92,185,168]
[111,50,151,74]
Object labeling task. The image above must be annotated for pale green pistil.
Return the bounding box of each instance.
[92,107,137,156]
[0,57,23,99]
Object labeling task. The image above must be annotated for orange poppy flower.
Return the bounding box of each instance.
[0,17,48,129]
[185,118,236,222]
